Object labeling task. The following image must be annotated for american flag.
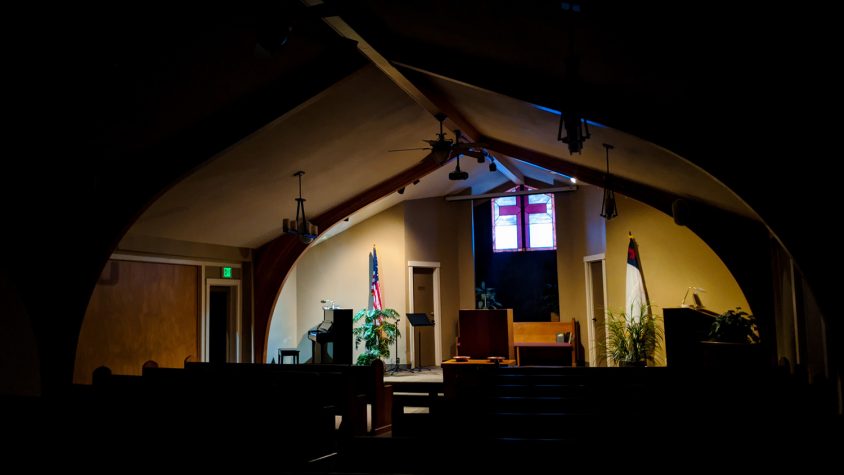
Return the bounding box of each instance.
[371,246,383,310]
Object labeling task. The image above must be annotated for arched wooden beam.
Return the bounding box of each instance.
[481,136,678,214]
[253,155,441,361]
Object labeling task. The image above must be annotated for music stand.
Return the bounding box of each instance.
[407,313,435,371]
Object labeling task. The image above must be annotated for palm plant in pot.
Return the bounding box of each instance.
[352,308,401,366]
[476,281,502,309]
[708,307,759,343]
[602,304,663,366]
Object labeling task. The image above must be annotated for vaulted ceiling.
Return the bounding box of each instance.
[127,1,758,249]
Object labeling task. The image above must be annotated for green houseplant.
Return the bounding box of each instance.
[476,281,502,309]
[602,304,663,366]
[708,307,759,343]
[352,308,401,366]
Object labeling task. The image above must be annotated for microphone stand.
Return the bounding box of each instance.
[388,318,408,373]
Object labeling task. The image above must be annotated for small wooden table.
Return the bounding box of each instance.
[442,358,516,366]
[513,342,575,366]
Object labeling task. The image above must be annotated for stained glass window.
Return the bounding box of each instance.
[493,195,520,251]
[492,186,556,252]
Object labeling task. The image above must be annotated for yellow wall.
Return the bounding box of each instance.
[605,196,751,363]
[266,266,297,362]
[293,204,407,364]
[75,260,199,384]
[555,185,606,364]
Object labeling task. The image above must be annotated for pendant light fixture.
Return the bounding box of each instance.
[283,171,318,243]
[600,143,618,220]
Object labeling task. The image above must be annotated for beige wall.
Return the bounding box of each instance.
[293,203,407,364]
[456,200,476,311]
[555,185,606,364]
[270,197,472,365]
[405,197,469,359]
[118,234,252,262]
[606,195,751,363]
[75,260,199,384]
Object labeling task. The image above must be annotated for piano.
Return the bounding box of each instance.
[308,308,353,364]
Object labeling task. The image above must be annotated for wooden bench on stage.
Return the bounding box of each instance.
[513,321,576,366]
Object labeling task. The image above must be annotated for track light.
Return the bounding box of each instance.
[448,156,469,180]
[397,187,405,195]
[489,160,497,172]
[412,179,420,185]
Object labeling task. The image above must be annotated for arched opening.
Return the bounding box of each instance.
[75,60,820,384]
[5,5,838,468]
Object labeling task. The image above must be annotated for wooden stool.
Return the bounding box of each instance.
[278,348,299,364]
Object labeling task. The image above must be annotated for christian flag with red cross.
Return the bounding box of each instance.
[626,234,649,321]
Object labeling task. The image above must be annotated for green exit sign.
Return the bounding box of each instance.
[222,267,233,279]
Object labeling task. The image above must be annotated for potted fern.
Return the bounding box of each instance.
[352,308,401,366]
[602,304,663,366]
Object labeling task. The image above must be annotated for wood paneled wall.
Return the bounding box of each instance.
[74,260,198,384]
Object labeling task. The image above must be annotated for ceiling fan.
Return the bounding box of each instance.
[388,113,492,180]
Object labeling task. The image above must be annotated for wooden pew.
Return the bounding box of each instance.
[181,360,392,435]
[389,381,444,436]
[89,364,338,464]
[513,321,576,366]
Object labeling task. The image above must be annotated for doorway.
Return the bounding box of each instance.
[407,261,442,367]
[205,279,241,363]
[584,254,607,367]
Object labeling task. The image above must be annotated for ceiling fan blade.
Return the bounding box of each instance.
[388,147,431,152]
